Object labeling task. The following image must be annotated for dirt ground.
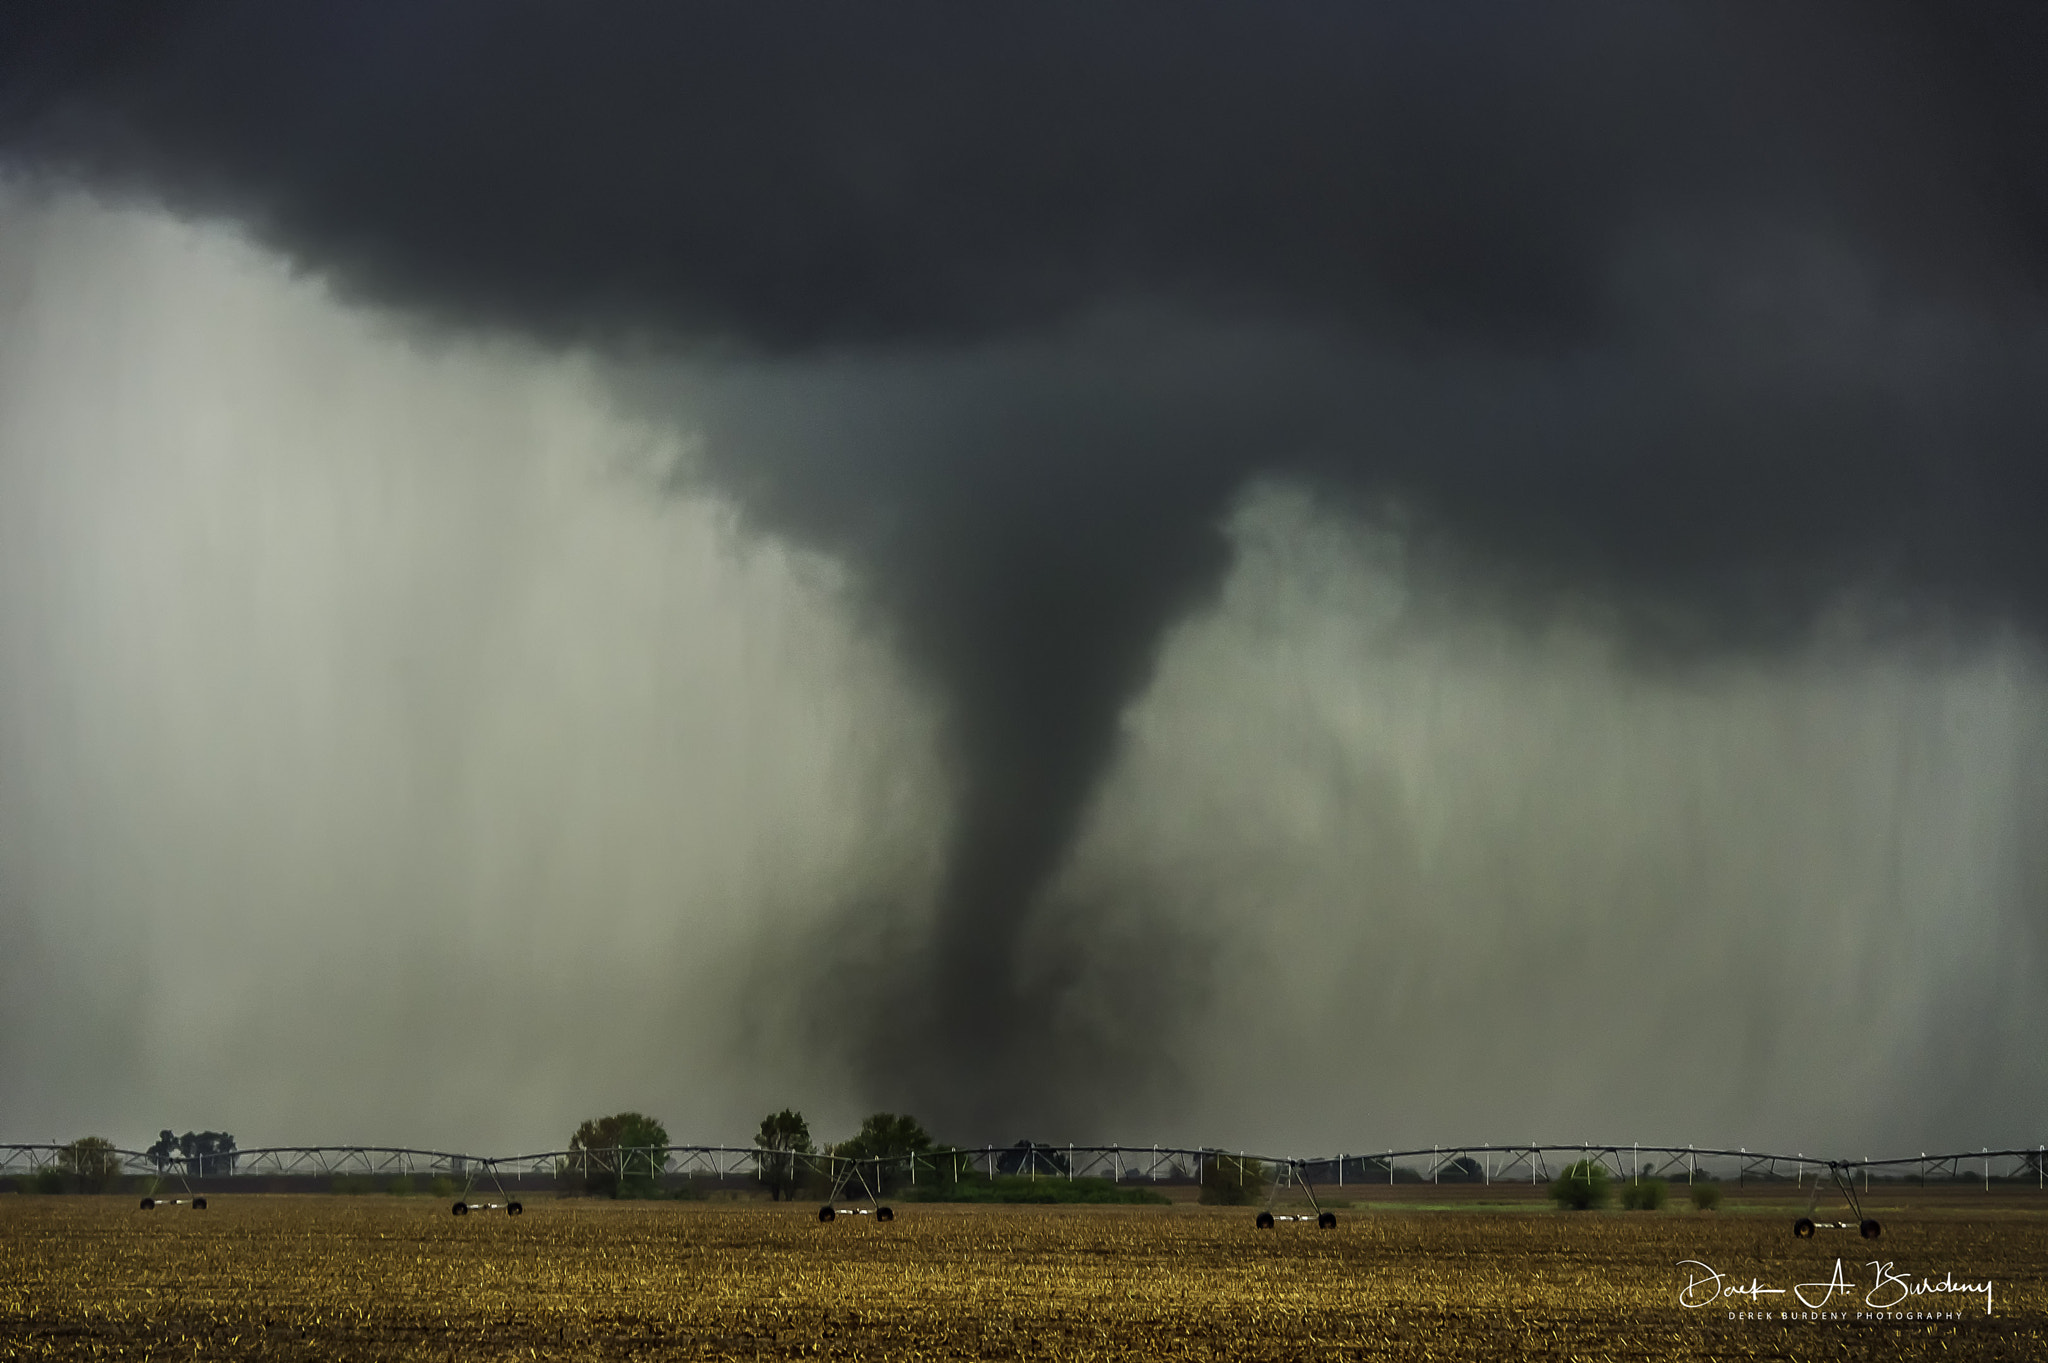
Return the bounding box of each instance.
[3,1188,2044,1359]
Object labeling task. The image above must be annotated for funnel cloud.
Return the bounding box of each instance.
[1,3,2045,1150]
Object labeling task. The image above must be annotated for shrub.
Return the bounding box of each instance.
[33,1169,66,1195]
[1198,1154,1268,1207]
[386,1176,415,1196]
[1619,1177,1667,1210]
[1690,1181,1722,1211]
[428,1176,458,1199]
[1549,1159,1611,1210]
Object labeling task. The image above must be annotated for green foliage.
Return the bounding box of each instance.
[1198,1154,1268,1207]
[33,1169,66,1194]
[386,1176,415,1196]
[1619,1177,1667,1211]
[428,1176,458,1199]
[331,1175,376,1195]
[836,1113,933,1162]
[61,1137,124,1194]
[1689,1181,1721,1211]
[1550,1160,1611,1210]
[754,1109,815,1202]
[906,1176,1168,1206]
[568,1112,671,1198]
[146,1129,237,1176]
[831,1113,933,1195]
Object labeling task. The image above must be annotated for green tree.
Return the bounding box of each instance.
[62,1136,124,1194]
[146,1130,179,1173]
[145,1129,237,1176]
[754,1109,814,1202]
[833,1113,932,1194]
[568,1112,670,1198]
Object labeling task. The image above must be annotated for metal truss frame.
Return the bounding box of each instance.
[7,1141,2045,1193]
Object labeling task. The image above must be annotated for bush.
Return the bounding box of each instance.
[428,1176,458,1199]
[33,1169,66,1195]
[331,1175,375,1195]
[386,1176,415,1197]
[1198,1154,1268,1207]
[1690,1181,1721,1211]
[1619,1177,1667,1211]
[1549,1160,1611,1210]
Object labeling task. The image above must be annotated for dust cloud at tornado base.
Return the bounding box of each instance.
[1,190,2044,1155]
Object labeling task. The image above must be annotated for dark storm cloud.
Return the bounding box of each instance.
[6,1,2047,1134]
[11,1,2041,345]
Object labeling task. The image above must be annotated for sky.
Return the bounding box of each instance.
[0,2,2044,1159]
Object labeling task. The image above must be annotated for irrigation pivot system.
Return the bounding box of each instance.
[6,1141,2043,1235]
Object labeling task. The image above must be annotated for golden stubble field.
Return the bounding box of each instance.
[3,1192,2045,1360]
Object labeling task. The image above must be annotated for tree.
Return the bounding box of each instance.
[146,1131,179,1173]
[62,1136,124,1193]
[567,1112,670,1198]
[147,1130,237,1176]
[996,1140,1070,1177]
[753,1109,814,1201]
[833,1113,933,1194]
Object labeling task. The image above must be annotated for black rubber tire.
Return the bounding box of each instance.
[1793,1218,1815,1238]
[192,1198,206,1210]
[139,1197,155,1210]
[818,1205,835,1223]
[452,1201,469,1216]
[1860,1219,1882,1239]
[507,1201,523,1216]
[1318,1211,1337,1229]
[1255,1212,1275,1230]
[876,1206,894,1222]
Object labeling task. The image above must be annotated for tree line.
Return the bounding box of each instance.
[565,1109,1254,1205]
[559,1108,940,1200]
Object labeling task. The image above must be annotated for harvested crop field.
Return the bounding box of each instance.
[4,1191,2045,1360]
